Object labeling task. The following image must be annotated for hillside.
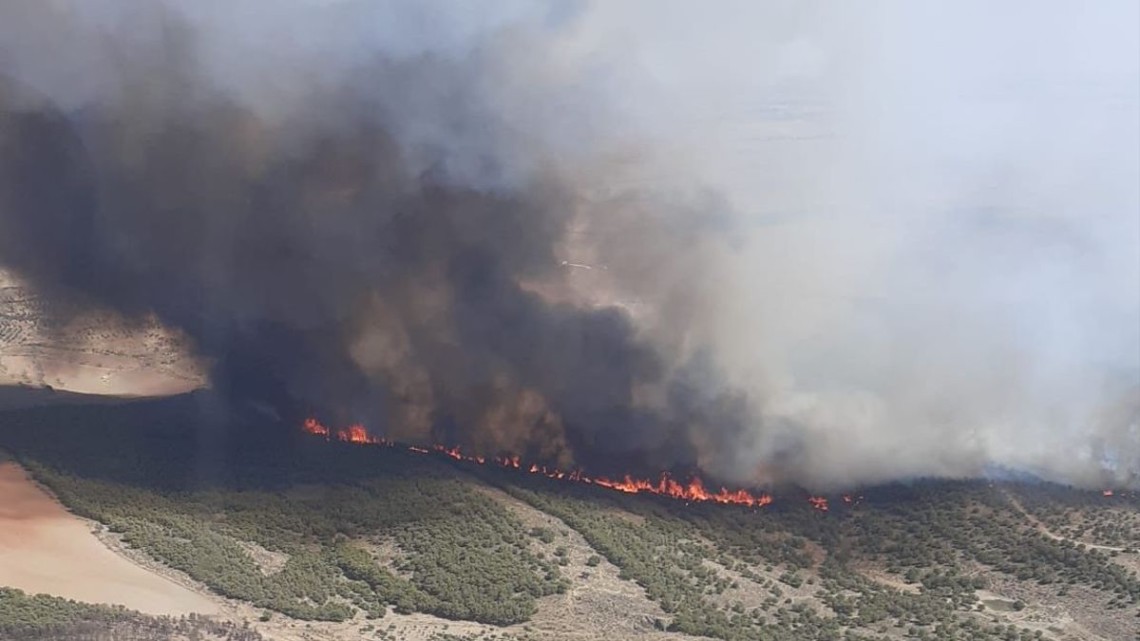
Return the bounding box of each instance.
[0,391,1136,641]
[0,271,204,397]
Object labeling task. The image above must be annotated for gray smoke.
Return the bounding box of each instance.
[0,0,730,477]
[0,0,1136,490]
[590,1,1140,489]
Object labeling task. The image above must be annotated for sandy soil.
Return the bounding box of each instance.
[0,350,203,397]
[0,269,206,397]
[0,460,219,616]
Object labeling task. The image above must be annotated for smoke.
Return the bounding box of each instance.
[0,0,725,478]
[598,0,1140,489]
[0,1,1137,490]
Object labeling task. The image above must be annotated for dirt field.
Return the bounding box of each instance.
[0,460,218,616]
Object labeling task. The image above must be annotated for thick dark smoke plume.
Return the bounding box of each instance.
[1,1,1137,490]
[0,1,731,477]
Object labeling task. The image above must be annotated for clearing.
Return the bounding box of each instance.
[0,459,218,616]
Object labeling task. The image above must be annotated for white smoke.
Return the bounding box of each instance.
[572,1,1140,488]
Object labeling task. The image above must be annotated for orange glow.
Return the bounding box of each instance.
[340,424,370,444]
[302,417,330,438]
[1103,489,1114,497]
[301,418,788,509]
[808,496,829,511]
[305,417,392,446]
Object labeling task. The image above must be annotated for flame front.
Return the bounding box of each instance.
[807,496,829,511]
[301,418,778,508]
[301,423,1126,510]
[302,417,329,438]
[304,418,385,445]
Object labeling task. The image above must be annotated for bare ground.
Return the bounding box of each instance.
[0,273,205,397]
[0,460,218,616]
[235,540,290,576]
[978,573,1134,641]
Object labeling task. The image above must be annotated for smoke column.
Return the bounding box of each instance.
[0,1,1136,489]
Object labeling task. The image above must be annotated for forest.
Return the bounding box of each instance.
[0,394,1136,641]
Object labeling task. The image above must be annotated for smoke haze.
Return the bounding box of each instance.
[0,1,1136,490]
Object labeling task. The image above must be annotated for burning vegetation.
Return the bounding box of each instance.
[300,417,820,510]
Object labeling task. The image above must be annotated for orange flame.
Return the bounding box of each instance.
[301,418,788,509]
[302,417,329,438]
[808,496,829,511]
[1103,489,1114,497]
[341,424,370,444]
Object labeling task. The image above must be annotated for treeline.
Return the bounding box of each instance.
[852,483,1140,607]
[1,396,1135,639]
[25,462,566,625]
[0,397,569,625]
[0,588,262,641]
[1013,484,1140,550]
[498,484,845,641]
[495,477,1128,641]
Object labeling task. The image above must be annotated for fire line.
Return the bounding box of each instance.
[300,418,818,509]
